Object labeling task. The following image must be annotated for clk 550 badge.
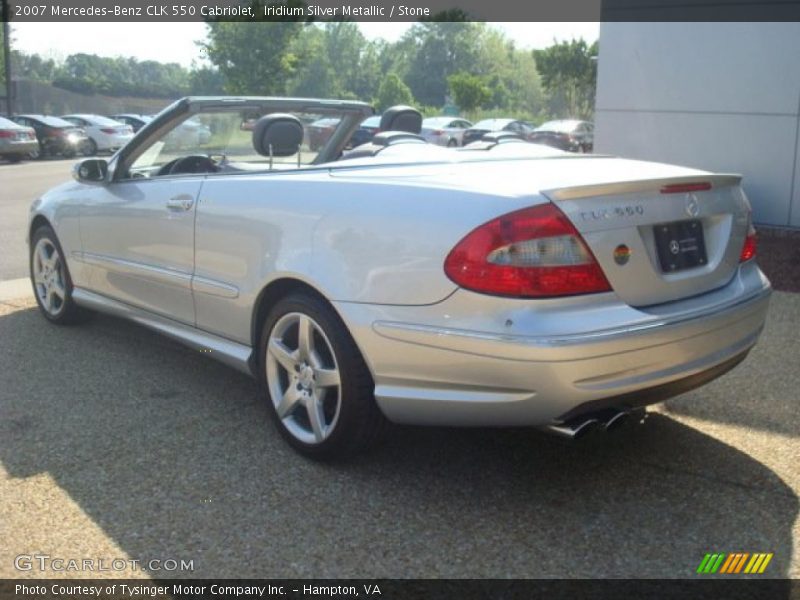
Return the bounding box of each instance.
[581,205,645,221]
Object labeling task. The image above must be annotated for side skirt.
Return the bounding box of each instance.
[72,287,254,376]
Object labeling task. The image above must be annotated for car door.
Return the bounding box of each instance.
[77,123,206,324]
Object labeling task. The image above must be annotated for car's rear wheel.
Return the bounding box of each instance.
[29,226,92,325]
[82,138,98,156]
[7,153,23,163]
[259,292,387,460]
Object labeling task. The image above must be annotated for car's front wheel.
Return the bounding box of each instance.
[259,292,387,460]
[30,226,92,325]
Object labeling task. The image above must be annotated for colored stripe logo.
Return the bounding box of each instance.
[697,552,773,574]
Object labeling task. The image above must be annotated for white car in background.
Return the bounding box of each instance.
[61,114,134,155]
[420,116,473,147]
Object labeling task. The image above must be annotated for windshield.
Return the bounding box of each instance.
[128,107,361,178]
[360,116,381,128]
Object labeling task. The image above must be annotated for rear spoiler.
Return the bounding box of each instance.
[543,174,743,201]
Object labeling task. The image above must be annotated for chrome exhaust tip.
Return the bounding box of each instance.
[543,418,600,440]
[602,409,630,433]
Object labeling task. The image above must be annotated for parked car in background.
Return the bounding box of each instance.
[307,117,341,151]
[11,115,89,159]
[462,118,536,146]
[420,117,473,147]
[28,96,770,459]
[530,120,594,153]
[179,118,213,146]
[346,115,381,149]
[109,114,152,133]
[61,114,134,156]
[0,116,38,162]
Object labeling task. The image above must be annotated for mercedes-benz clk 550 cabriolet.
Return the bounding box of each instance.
[28,97,771,459]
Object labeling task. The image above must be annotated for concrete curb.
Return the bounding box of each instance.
[0,278,33,302]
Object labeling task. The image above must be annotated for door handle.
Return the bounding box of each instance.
[166,194,194,211]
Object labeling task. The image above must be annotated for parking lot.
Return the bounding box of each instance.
[0,160,798,579]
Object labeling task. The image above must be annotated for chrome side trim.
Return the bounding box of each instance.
[75,252,192,290]
[544,174,742,201]
[372,285,771,351]
[72,287,254,375]
[192,275,239,299]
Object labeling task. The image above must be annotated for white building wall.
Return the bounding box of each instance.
[595,22,800,228]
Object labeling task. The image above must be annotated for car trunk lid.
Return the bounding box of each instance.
[542,174,751,307]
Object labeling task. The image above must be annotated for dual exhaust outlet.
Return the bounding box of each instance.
[544,407,641,440]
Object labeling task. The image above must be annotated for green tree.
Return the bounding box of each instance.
[202,2,310,95]
[375,72,414,111]
[447,72,490,113]
[533,39,597,119]
[402,22,484,107]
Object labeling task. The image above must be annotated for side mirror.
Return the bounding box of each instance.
[73,158,108,183]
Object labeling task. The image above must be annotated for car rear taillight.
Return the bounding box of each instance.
[101,128,117,134]
[740,221,757,263]
[432,129,444,135]
[444,203,612,298]
[0,130,14,138]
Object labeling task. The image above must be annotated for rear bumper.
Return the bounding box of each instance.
[334,262,771,426]
[0,139,39,156]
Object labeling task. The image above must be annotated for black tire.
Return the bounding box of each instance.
[7,154,23,163]
[62,147,76,159]
[82,138,98,156]
[29,225,93,325]
[258,292,388,460]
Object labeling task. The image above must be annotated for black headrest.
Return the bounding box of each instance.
[252,113,303,157]
[379,105,422,134]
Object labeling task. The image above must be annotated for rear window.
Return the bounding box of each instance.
[472,119,512,130]
[537,120,580,133]
[39,116,77,128]
[87,115,125,127]
[361,116,381,128]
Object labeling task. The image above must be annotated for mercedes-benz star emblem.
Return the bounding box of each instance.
[669,240,681,255]
[686,193,700,217]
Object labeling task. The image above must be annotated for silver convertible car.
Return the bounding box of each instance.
[28,97,771,458]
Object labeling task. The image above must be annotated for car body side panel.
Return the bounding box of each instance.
[28,181,88,287]
[193,172,538,343]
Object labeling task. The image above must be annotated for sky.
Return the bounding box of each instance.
[11,22,600,68]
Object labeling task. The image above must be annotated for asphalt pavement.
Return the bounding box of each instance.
[0,160,797,580]
[0,159,75,281]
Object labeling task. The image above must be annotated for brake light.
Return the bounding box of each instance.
[432,129,444,135]
[0,130,14,138]
[444,203,611,298]
[740,222,757,262]
[100,128,117,134]
[660,182,712,194]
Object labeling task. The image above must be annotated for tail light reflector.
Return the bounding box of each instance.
[444,203,611,298]
[660,182,712,194]
[740,222,757,263]
[0,130,14,138]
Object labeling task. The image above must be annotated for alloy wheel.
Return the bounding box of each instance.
[32,238,67,316]
[265,312,342,445]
